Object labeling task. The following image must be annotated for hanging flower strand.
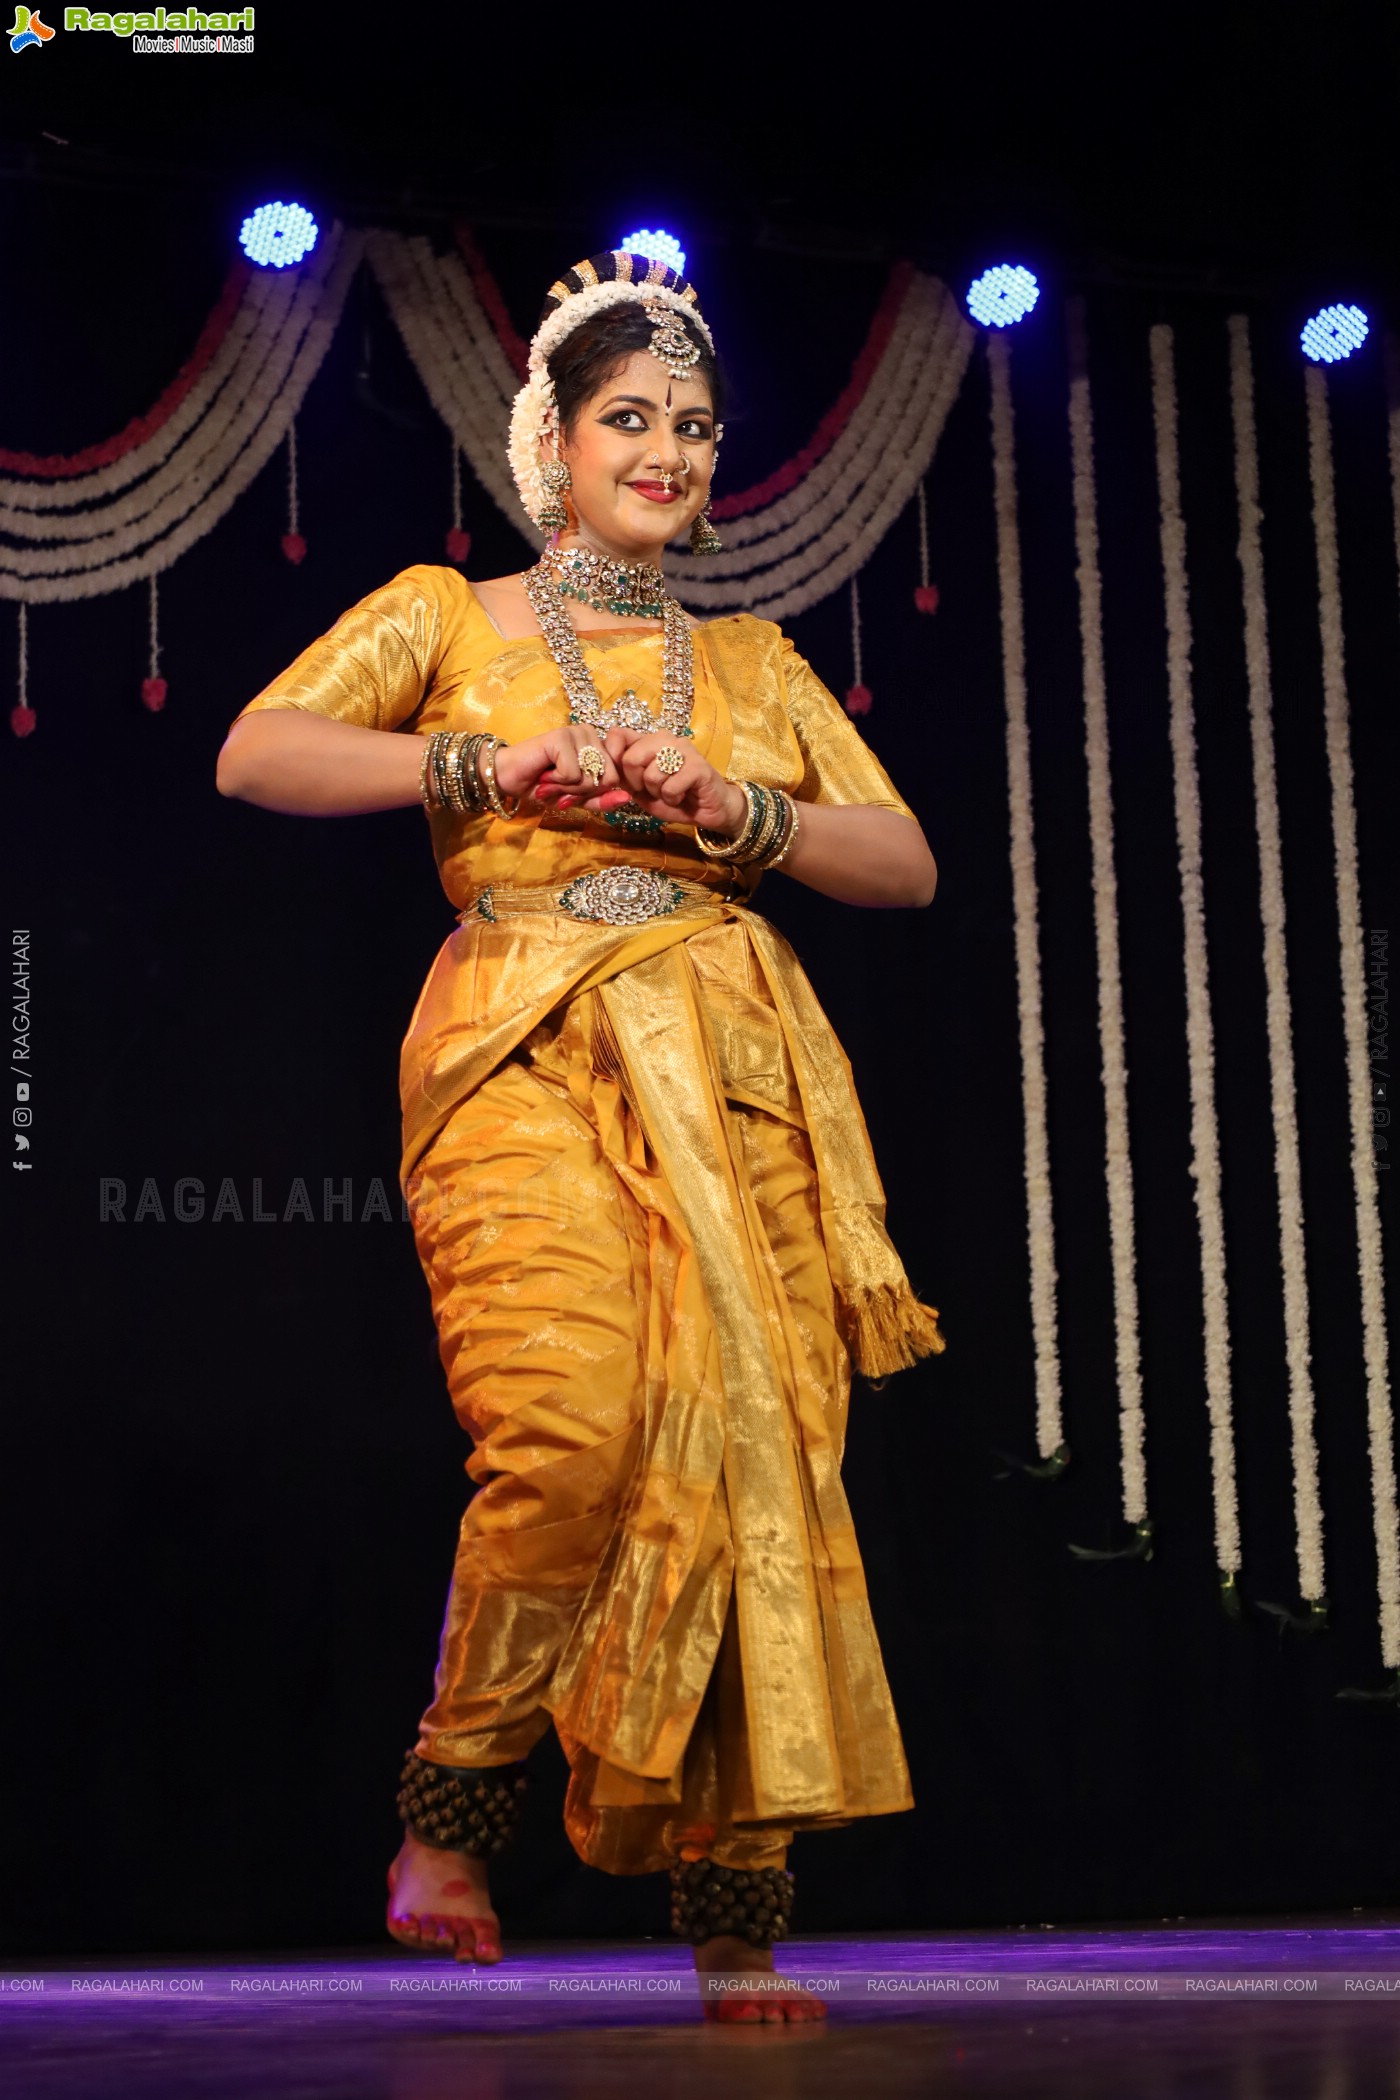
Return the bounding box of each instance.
[141,572,166,712]
[445,435,471,565]
[1304,357,1399,1673]
[1066,295,1146,1534]
[1149,323,1242,1599]
[914,478,939,613]
[281,417,306,565]
[11,603,34,738]
[989,329,1065,1466]
[846,570,872,714]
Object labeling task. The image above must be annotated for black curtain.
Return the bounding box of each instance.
[5,56,1400,1957]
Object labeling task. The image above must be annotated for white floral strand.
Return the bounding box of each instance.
[1066,298,1145,1523]
[849,572,864,688]
[1228,315,1325,1606]
[1304,360,1399,1668]
[0,265,285,511]
[0,230,363,602]
[989,331,1063,1458]
[1149,323,1240,1579]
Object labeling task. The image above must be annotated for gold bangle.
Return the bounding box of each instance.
[418,736,436,809]
[696,780,756,859]
[477,735,519,819]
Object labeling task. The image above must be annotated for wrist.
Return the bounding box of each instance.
[493,744,524,800]
[717,779,748,837]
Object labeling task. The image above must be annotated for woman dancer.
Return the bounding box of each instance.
[217,249,945,2024]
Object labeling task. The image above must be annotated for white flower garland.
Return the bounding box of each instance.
[1066,297,1146,1521]
[989,331,1063,1459]
[1149,324,1241,1580]
[0,230,362,602]
[1304,359,1399,1668]
[367,232,529,539]
[0,265,284,512]
[1228,314,1325,1607]
[1,243,341,571]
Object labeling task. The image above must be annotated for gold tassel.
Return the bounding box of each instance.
[843,1283,947,1380]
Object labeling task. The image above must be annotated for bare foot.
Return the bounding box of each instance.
[693,1935,827,2024]
[385,1831,502,1964]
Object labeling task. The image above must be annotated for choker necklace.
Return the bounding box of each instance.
[540,544,668,621]
[522,546,694,836]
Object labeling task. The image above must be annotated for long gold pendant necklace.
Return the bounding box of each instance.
[521,544,694,835]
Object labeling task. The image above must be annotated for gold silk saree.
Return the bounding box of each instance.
[236,563,945,1874]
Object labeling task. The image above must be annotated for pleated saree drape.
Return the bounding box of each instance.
[236,564,945,1872]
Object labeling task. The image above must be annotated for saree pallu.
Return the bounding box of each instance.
[233,566,946,1874]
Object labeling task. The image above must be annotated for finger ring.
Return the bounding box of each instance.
[578,746,607,783]
[655,745,686,777]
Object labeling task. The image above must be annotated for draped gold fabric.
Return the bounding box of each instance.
[236,565,945,1873]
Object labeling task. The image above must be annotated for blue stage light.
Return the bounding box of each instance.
[966,264,1040,328]
[239,202,320,270]
[620,227,687,275]
[1300,303,1369,364]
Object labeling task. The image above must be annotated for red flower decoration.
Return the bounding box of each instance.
[914,584,940,614]
[445,527,472,564]
[10,704,36,738]
[845,682,873,716]
[142,677,167,712]
[281,532,307,565]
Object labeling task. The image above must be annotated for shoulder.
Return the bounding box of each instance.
[694,609,795,681]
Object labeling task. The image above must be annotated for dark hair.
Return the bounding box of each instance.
[547,304,725,436]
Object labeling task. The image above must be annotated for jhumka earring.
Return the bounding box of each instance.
[690,497,722,556]
[537,460,572,533]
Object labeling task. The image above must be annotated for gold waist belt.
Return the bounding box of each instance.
[458,865,744,930]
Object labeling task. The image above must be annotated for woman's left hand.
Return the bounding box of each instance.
[533,726,746,834]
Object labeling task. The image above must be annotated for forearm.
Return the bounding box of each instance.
[768,800,937,907]
[215,712,426,816]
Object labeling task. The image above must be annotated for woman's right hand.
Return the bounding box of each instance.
[494,725,633,812]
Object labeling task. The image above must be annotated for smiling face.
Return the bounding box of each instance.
[557,348,717,562]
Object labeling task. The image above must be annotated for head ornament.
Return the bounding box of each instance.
[507,250,716,530]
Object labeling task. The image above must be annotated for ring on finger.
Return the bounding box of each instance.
[578,745,607,784]
[654,745,686,778]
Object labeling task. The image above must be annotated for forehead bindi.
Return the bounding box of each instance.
[595,351,713,418]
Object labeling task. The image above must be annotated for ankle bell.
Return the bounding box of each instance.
[668,1860,795,1947]
[395,1750,530,1857]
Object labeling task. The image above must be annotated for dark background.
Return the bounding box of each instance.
[3,13,1398,1956]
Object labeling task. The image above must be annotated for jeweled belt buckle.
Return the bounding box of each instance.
[557,867,687,926]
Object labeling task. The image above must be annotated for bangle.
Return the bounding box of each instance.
[697,780,758,860]
[476,735,519,819]
[697,781,798,869]
[764,795,800,870]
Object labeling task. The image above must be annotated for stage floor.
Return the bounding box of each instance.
[3,1916,1398,2096]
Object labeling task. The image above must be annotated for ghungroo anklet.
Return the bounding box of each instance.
[395,1750,530,1857]
[668,1860,795,1947]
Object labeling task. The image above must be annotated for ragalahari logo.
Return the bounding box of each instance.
[9,6,54,47]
